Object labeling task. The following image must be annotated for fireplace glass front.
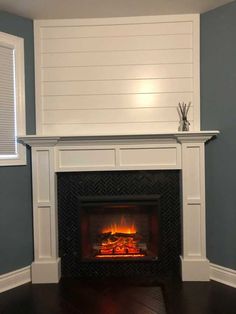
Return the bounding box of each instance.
[79,195,160,261]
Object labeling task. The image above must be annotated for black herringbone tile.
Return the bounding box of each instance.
[58,170,181,278]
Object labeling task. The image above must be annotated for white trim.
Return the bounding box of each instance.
[0,31,26,166]
[0,266,31,293]
[210,263,236,288]
[192,14,200,130]
[19,131,219,145]
[34,14,200,27]
[31,259,61,283]
[34,14,200,136]
[34,21,43,135]
[181,257,210,281]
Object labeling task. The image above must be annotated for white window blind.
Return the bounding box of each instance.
[0,44,16,156]
[0,31,26,166]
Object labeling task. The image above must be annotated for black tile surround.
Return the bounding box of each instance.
[58,170,181,279]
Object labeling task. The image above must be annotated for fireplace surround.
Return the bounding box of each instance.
[19,131,218,283]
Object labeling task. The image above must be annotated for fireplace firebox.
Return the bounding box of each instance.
[79,195,160,261]
[58,170,181,278]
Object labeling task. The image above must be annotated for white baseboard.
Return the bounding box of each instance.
[31,258,61,283]
[210,263,236,288]
[0,266,31,293]
[181,257,210,281]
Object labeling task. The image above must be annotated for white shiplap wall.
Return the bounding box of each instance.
[34,15,200,135]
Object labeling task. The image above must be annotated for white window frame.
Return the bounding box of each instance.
[0,31,26,166]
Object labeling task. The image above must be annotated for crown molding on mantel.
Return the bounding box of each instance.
[19,131,219,147]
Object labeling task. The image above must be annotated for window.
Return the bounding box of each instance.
[0,31,26,166]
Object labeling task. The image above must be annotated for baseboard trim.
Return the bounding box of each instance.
[0,266,31,293]
[181,256,210,281]
[31,258,61,283]
[210,263,236,288]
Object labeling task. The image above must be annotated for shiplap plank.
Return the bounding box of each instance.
[43,92,194,110]
[43,78,193,96]
[43,107,193,124]
[41,34,192,53]
[42,63,193,82]
[42,120,194,135]
[42,49,193,67]
[41,22,192,39]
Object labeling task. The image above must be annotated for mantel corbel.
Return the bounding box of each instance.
[175,131,219,144]
[18,136,60,147]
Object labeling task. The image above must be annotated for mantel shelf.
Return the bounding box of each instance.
[19,131,219,147]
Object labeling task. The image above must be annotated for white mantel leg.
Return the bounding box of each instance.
[31,146,61,283]
[180,139,209,281]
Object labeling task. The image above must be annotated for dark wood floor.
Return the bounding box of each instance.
[0,278,236,314]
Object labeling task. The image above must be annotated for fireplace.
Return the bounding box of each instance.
[20,132,218,282]
[58,170,180,278]
[79,195,160,261]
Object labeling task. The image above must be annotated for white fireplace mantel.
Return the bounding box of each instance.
[19,131,219,283]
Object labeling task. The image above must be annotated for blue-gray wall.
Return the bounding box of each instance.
[201,2,236,270]
[0,11,35,275]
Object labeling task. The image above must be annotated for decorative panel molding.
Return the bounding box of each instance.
[57,147,116,170]
[34,14,200,135]
[55,143,181,171]
[36,150,50,202]
[119,145,180,169]
[38,206,52,258]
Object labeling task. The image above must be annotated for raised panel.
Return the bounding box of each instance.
[186,204,202,257]
[185,146,200,198]
[38,206,52,258]
[119,145,180,168]
[57,148,116,170]
[36,150,50,202]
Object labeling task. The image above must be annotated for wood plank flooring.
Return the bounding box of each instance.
[0,278,236,314]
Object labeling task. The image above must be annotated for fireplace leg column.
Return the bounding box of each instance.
[31,145,61,283]
[179,137,210,281]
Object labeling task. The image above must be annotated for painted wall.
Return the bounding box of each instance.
[0,11,35,274]
[201,2,236,270]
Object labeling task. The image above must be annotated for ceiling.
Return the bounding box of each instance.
[0,0,234,19]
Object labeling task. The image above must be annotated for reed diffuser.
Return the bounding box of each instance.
[178,102,191,131]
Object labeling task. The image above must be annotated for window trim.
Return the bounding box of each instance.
[0,31,26,166]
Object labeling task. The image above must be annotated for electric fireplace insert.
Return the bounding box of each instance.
[58,170,181,278]
[79,195,160,261]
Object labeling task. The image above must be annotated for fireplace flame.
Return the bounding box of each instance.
[101,216,137,234]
